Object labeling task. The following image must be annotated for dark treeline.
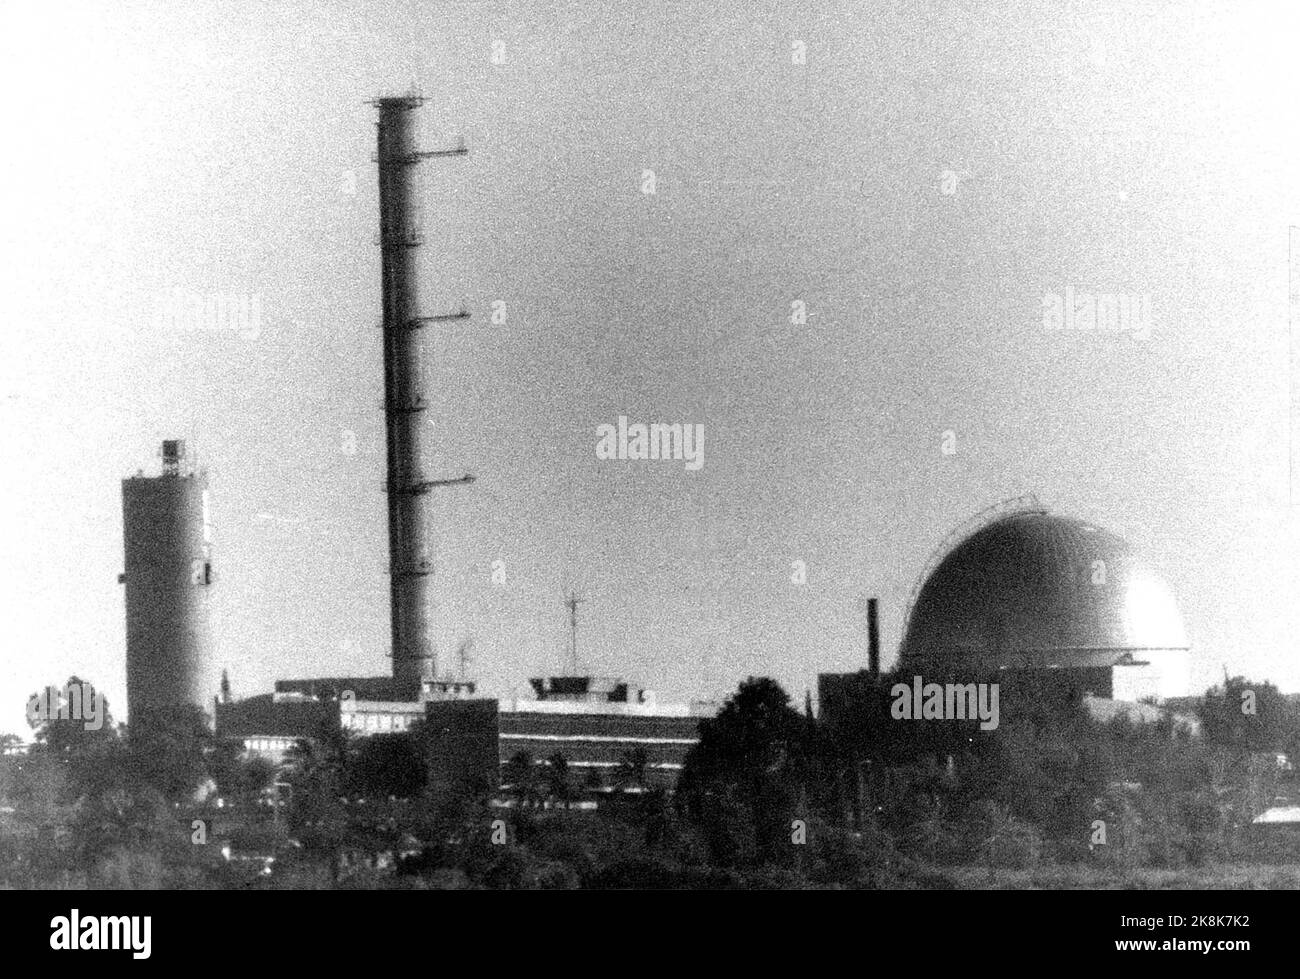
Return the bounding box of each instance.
[2,672,1299,889]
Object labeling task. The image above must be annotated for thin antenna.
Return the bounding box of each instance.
[564,591,585,675]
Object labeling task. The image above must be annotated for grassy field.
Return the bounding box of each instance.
[944,864,1300,889]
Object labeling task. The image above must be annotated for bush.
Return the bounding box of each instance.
[587,855,678,889]
[91,848,164,889]
[535,859,581,889]
[979,817,1043,870]
[422,867,474,889]
[743,866,808,889]
[898,816,969,865]
[805,820,899,887]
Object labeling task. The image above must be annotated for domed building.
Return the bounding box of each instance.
[899,507,1190,702]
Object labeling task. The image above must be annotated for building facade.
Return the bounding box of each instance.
[217,673,716,797]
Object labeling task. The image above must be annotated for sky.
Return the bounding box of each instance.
[1,0,1299,734]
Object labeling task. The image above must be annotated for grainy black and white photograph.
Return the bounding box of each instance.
[0,0,1297,944]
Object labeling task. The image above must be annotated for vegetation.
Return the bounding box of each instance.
[3,672,1300,889]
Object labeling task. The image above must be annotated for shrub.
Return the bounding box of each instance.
[979,817,1043,870]
[898,816,969,865]
[587,855,678,889]
[91,848,164,889]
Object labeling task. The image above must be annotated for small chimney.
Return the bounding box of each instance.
[867,597,880,678]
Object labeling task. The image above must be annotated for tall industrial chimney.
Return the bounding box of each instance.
[373,94,470,689]
[867,597,880,678]
[120,440,217,729]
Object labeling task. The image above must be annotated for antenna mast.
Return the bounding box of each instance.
[564,591,584,675]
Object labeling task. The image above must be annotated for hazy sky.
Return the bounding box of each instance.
[2,0,1299,734]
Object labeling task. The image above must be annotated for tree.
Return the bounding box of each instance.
[677,677,814,867]
[238,756,278,808]
[26,676,115,756]
[503,751,541,809]
[544,753,572,809]
[282,719,351,805]
[614,747,649,794]
[64,737,137,805]
[71,781,180,872]
[1198,677,1295,754]
[347,732,426,800]
[209,746,277,811]
[207,738,246,800]
[282,722,351,882]
[8,748,66,818]
[126,705,217,803]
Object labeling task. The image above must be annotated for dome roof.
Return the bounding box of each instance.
[900,510,1188,668]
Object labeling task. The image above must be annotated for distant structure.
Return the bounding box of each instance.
[498,677,717,793]
[120,439,217,728]
[900,508,1191,701]
[214,96,720,800]
[219,95,482,755]
[563,591,584,674]
[373,93,473,691]
[222,673,717,795]
[820,505,1192,737]
[817,595,883,732]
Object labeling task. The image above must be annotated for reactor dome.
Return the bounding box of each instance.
[900,510,1189,689]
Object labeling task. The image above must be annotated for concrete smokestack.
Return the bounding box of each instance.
[375,95,435,687]
[867,597,880,678]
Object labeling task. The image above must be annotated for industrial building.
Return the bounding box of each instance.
[216,673,715,795]
[899,504,1190,701]
[820,501,1192,731]
[497,677,716,792]
[119,439,218,729]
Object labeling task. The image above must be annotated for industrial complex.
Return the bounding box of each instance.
[114,96,1198,801]
[115,95,718,796]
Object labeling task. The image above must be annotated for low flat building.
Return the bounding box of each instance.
[214,693,340,765]
[498,676,717,793]
[216,672,716,796]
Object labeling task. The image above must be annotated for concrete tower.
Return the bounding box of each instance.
[120,439,217,728]
[373,94,471,689]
